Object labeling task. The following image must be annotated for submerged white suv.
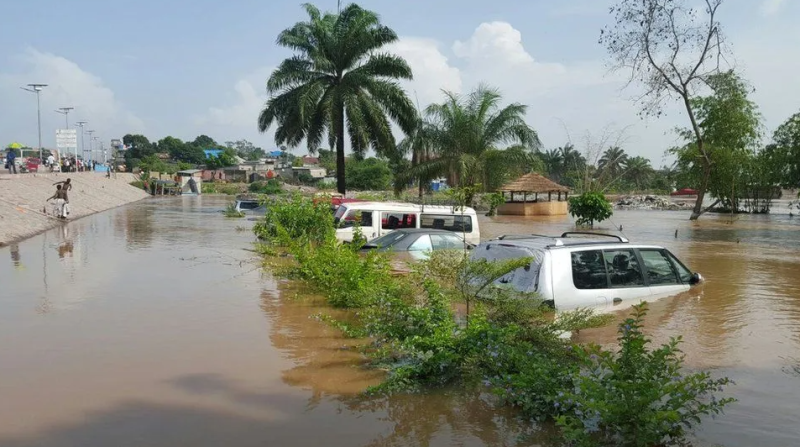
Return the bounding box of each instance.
[470,232,702,310]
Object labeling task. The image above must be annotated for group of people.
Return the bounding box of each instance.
[46,155,97,173]
[46,178,72,219]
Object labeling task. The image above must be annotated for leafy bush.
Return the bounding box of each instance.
[484,192,506,216]
[554,303,735,447]
[346,157,392,190]
[568,192,613,227]
[249,179,283,195]
[203,182,246,195]
[223,202,245,218]
[253,195,334,245]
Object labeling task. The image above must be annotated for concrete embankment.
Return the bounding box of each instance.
[0,172,149,246]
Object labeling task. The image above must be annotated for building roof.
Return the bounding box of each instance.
[499,172,570,193]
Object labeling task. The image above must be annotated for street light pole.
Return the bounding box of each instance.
[75,121,87,164]
[86,130,95,165]
[55,107,74,128]
[21,83,48,160]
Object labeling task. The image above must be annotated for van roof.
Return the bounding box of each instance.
[340,201,477,214]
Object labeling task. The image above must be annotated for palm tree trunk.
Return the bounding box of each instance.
[336,104,346,195]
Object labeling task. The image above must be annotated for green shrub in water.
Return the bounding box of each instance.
[249,179,282,194]
[568,191,613,228]
[554,303,735,447]
[254,195,334,246]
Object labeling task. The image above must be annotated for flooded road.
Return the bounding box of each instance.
[1,198,799,446]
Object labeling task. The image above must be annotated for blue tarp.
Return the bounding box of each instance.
[204,149,223,159]
[268,150,283,158]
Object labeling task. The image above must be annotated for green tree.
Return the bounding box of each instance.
[158,136,206,164]
[317,149,336,173]
[540,148,564,181]
[122,134,155,162]
[225,139,264,161]
[192,135,217,149]
[293,156,305,167]
[671,71,761,212]
[405,84,540,202]
[568,192,613,228]
[773,112,800,187]
[601,0,728,220]
[395,109,436,197]
[258,3,417,195]
[346,157,392,190]
[597,146,629,182]
[623,156,654,191]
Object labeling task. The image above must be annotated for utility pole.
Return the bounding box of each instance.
[55,107,74,128]
[75,121,87,163]
[21,84,48,160]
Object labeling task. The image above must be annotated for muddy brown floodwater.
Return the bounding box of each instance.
[1,197,799,447]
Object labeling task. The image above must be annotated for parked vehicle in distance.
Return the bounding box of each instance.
[470,232,702,310]
[334,202,480,245]
[234,195,266,215]
[25,158,41,173]
[361,228,473,260]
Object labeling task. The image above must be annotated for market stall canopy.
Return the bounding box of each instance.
[7,142,25,149]
[499,172,570,193]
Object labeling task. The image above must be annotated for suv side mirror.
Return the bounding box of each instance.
[689,272,703,285]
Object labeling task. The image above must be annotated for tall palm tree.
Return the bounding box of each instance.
[625,156,654,190]
[598,146,629,180]
[539,148,564,181]
[395,109,435,198]
[258,3,417,194]
[405,84,540,201]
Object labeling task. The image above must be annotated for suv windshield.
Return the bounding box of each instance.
[472,244,543,293]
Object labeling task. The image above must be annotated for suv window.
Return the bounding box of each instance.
[603,249,644,288]
[420,214,473,232]
[665,250,692,283]
[571,250,608,290]
[639,249,680,285]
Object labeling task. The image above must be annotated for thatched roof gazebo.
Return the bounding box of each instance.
[496,173,571,216]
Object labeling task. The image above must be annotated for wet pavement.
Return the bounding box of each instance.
[1,196,799,446]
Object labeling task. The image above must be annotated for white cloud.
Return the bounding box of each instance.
[385,37,462,106]
[760,0,787,16]
[0,49,144,150]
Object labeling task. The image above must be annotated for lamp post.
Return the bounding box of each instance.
[75,121,87,165]
[55,107,74,128]
[86,130,95,165]
[21,83,48,160]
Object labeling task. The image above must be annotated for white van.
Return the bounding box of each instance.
[333,202,480,245]
[469,232,703,310]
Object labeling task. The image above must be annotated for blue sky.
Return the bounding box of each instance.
[1,0,798,166]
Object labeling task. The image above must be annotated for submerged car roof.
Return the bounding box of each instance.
[482,232,662,251]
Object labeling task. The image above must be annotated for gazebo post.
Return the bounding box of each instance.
[535,192,538,202]
[548,191,552,202]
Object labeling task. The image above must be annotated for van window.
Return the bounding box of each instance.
[339,210,372,228]
[571,250,608,289]
[639,249,680,285]
[420,214,472,232]
[381,213,417,230]
[602,249,644,288]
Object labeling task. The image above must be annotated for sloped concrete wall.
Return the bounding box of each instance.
[0,172,149,246]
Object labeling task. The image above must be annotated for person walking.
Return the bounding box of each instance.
[46,184,69,219]
[5,149,17,174]
[53,178,73,216]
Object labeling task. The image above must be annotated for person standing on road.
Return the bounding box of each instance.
[46,184,69,219]
[5,149,17,174]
